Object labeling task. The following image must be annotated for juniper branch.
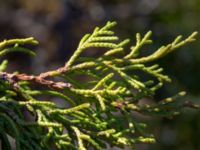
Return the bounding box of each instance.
[0,21,199,150]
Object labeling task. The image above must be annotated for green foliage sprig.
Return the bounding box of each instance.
[0,21,198,150]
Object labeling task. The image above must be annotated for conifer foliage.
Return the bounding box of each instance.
[0,21,198,149]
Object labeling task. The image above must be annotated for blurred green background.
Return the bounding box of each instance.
[0,0,200,149]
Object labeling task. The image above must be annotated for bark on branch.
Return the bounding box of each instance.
[0,68,72,90]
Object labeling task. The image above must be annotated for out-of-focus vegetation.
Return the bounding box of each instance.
[0,0,199,149]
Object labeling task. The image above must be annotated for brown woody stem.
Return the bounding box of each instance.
[0,71,72,90]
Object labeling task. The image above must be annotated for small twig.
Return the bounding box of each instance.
[183,101,200,109]
[39,66,68,78]
[0,71,72,90]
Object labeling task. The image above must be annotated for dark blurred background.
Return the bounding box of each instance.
[0,0,200,149]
